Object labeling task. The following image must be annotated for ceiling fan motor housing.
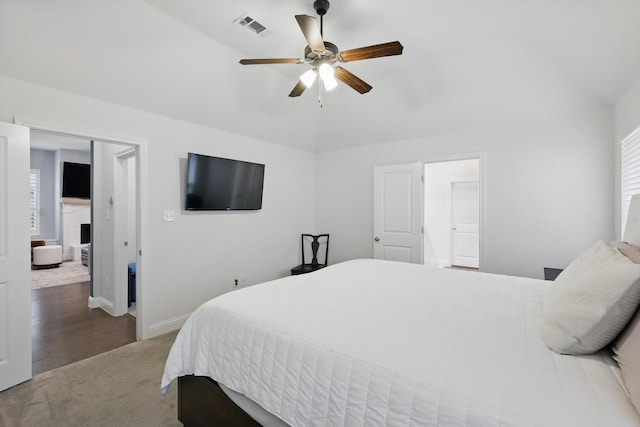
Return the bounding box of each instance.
[314,0,330,16]
[304,41,339,66]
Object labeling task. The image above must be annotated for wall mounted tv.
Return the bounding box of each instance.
[185,153,265,211]
[62,162,91,199]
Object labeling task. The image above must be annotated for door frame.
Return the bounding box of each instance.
[113,147,138,316]
[16,118,147,340]
[422,153,484,271]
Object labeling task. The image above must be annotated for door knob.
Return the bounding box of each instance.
[452,227,457,231]
[374,237,380,242]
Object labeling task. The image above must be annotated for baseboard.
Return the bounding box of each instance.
[87,296,115,315]
[148,313,191,338]
[88,301,190,338]
[425,258,450,268]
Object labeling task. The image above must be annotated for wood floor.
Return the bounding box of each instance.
[32,281,136,376]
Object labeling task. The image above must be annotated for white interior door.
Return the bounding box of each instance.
[451,179,479,268]
[0,122,32,391]
[373,163,423,263]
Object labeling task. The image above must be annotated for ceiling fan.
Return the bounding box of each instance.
[239,0,403,99]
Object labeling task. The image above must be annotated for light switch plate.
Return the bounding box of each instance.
[163,210,175,222]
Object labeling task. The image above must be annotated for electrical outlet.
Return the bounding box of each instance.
[234,278,239,288]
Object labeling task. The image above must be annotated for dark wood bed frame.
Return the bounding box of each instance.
[178,375,262,427]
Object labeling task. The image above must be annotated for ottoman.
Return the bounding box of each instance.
[33,245,63,268]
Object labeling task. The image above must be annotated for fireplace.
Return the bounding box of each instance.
[81,223,91,244]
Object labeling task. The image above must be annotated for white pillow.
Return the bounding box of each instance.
[614,241,640,264]
[612,307,640,414]
[543,241,640,355]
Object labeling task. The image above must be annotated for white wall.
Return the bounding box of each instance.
[317,108,615,279]
[1,76,316,338]
[126,155,137,264]
[91,141,121,312]
[615,76,640,142]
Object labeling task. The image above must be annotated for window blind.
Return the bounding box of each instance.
[621,126,640,236]
[30,170,40,235]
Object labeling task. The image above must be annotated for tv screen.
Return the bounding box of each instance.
[62,162,91,199]
[185,153,265,211]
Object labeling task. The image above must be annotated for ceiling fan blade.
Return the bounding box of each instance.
[239,58,303,65]
[335,66,372,94]
[338,41,404,62]
[288,80,307,97]
[295,15,325,52]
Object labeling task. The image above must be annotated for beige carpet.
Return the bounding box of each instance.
[0,331,182,427]
[32,261,91,289]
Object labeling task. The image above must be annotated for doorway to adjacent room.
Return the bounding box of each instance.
[372,156,482,269]
[423,157,480,269]
[29,128,142,375]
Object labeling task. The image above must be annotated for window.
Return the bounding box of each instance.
[621,126,640,236]
[30,169,40,236]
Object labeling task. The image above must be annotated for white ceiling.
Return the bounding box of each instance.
[1,0,639,152]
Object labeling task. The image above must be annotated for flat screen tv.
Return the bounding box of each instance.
[185,153,265,211]
[62,162,91,199]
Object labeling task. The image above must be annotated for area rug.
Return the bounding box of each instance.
[31,261,90,289]
[0,331,181,427]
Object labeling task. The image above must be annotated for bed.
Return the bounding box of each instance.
[161,199,640,427]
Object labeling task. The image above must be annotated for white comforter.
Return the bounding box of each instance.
[161,259,640,427]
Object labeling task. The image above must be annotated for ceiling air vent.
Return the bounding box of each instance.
[234,13,271,38]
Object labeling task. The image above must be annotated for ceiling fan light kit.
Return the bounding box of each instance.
[239,0,403,104]
[300,69,317,88]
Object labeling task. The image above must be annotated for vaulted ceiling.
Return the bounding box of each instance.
[1,0,639,152]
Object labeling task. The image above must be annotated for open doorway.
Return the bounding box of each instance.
[29,129,141,374]
[423,157,481,270]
